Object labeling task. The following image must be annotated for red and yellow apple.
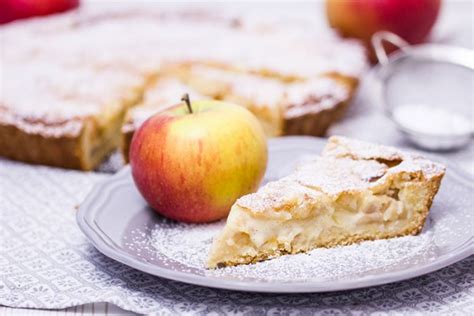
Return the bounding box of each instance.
[326,0,441,59]
[0,0,79,24]
[130,96,268,223]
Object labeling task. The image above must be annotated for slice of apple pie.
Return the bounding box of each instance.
[207,136,445,268]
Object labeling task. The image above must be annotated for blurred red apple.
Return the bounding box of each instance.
[0,0,79,24]
[130,96,268,223]
[326,0,441,60]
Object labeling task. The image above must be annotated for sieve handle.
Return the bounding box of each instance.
[372,31,410,65]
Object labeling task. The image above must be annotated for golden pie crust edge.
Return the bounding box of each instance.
[0,122,90,170]
[0,113,122,171]
[283,73,357,136]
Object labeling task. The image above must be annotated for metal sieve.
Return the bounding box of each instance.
[369,31,474,151]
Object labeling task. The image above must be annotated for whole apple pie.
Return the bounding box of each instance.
[0,5,367,170]
[207,136,445,268]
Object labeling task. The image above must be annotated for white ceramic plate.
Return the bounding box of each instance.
[77,136,474,293]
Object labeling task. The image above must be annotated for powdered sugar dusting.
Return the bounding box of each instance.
[212,232,436,281]
[149,219,224,269]
[236,136,446,211]
[284,78,350,118]
[181,65,287,109]
[139,217,436,282]
[123,77,207,133]
[292,156,388,195]
[325,136,446,179]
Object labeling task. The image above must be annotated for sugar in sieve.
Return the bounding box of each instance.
[369,31,474,151]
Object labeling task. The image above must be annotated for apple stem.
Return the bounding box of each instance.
[181,93,193,114]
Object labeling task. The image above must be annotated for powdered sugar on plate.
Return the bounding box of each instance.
[130,217,437,282]
[149,219,223,269]
[212,232,436,282]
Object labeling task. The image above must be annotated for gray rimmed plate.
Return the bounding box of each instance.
[77,136,474,293]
